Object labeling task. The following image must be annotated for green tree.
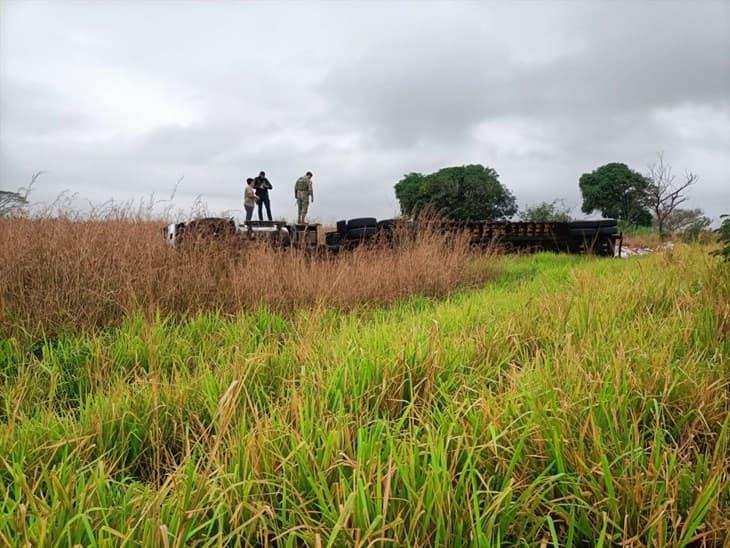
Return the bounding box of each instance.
[519,199,572,222]
[393,173,425,217]
[579,163,651,226]
[394,164,517,221]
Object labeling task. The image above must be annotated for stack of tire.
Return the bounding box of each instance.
[324,217,381,252]
[567,219,620,256]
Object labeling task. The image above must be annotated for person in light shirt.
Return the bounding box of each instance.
[244,178,258,221]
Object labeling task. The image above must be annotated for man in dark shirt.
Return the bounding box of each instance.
[253,171,273,221]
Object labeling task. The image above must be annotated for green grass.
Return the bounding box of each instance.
[1,246,728,546]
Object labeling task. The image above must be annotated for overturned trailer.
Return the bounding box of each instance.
[163,217,622,257]
[322,217,621,256]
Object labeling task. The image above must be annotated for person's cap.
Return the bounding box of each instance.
[306,171,313,176]
[246,178,254,183]
[259,171,265,176]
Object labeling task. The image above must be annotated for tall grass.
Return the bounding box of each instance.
[620,224,660,248]
[0,244,727,545]
[0,216,495,340]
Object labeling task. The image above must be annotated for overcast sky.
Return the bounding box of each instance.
[1,0,728,224]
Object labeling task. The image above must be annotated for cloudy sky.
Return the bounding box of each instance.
[1,0,728,223]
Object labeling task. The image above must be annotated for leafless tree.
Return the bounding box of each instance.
[0,171,43,217]
[0,191,27,216]
[645,153,697,237]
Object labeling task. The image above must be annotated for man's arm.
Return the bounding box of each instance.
[309,181,314,202]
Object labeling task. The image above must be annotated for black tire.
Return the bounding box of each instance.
[346,226,378,239]
[336,220,348,234]
[347,217,378,230]
[568,219,618,229]
[377,219,396,231]
[325,231,343,246]
[569,226,619,237]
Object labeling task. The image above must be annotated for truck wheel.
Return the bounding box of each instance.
[325,231,343,246]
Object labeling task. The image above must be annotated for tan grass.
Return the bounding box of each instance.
[0,216,496,338]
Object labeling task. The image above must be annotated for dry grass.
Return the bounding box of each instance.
[0,216,496,339]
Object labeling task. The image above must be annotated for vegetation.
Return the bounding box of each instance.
[619,223,664,249]
[579,163,652,226]
[0,213,727,545]
[391,156,706,235]
[394,165,517,221]
[0,171,42,218]
[716,215,730,261]
[664,208,711,235]
[0,217,494,340]
[0,191,28,217]
[645,154,699,237]
[518,199,572,223]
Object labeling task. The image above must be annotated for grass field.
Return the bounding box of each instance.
[1,242,728,545]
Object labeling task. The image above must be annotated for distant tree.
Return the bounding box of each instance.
[519,199,572,222]
[664,208,710,234]
[0,171,42,217]
[579,163,651,226]
[394,164,517,221]
[0,190,28,217]
[645,153,698,237]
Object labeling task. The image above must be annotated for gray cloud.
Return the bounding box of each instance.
[323,2,730,144]
[1,0,728,224]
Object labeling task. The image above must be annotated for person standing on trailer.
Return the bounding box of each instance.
[294,171,314,224]
[253,170,273,221]
[244,178,258,221]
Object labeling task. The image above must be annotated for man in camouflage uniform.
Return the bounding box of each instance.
[294,171,313,224]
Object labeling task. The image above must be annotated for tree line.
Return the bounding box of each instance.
[394,154,711,237]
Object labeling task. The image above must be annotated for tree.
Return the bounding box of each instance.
[0,191,28,217]
[394,165,517,221]
[645,153,698,237]
[519,199,572,222]
[664,208,710,234]
[393,173,425,217]
[0,171,41,217]
[579,163,651,225]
